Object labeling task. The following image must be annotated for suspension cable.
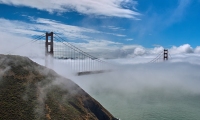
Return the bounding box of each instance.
[54,34,104,62]
[7,34,45,55]
[53,34,105,64]
[148,51,163,63]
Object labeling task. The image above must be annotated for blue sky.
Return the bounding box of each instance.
[0,0,200,58]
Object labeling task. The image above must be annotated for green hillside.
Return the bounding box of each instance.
[0,54,117,120]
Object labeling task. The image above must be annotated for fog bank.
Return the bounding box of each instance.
[31,54,200,120]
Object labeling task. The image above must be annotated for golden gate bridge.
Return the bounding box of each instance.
[5,32,170,75]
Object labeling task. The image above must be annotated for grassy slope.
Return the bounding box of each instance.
[0,55,117,120]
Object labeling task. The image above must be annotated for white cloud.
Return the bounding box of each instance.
[0,31,44,57]
[170,44,193,54]
[34,18,100,40]
[149,46,164,54]
[102,26,126,31]
[0,0,140,18]
[133,47,146,55]
[51,42,200,59]
[112,34,126,37]
[0,18,101,41]
[74,40,123,58]
[105,32,126,37]
[0,17,128,43]
[71,43,162,59]
[194,46,200,53]
[0,18,42,36]
[126,38,134,41]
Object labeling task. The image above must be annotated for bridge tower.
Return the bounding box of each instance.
[163,49,168,61]
[45,32,54,67]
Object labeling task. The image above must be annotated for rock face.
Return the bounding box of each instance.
[0,54,117,120]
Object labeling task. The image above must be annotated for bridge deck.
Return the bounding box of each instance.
[77,70,110,76]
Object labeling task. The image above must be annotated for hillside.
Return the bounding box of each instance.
[0,54,117,120]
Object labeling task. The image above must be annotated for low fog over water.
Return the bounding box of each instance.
[32,54,200,120]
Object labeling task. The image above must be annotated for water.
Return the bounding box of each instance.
[91,88,200,120]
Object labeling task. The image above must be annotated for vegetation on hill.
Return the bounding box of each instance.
[0,54,117,120]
